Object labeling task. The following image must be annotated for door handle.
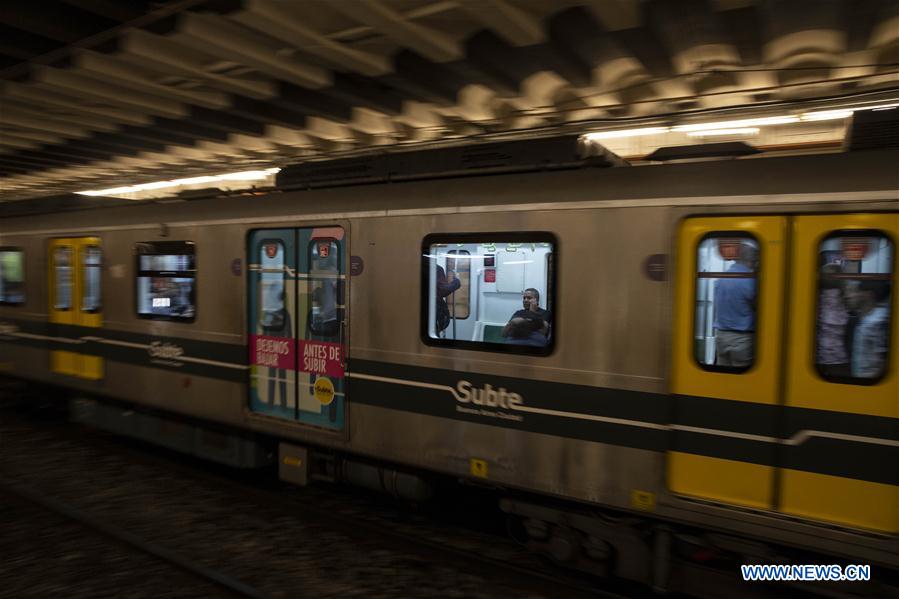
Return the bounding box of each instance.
[339,319,347,371]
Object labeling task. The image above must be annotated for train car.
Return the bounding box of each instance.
[1,133,897,595]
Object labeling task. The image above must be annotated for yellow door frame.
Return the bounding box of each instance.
[670,212,899,533]
[669,215,788,510]
[48,237,103,380]
[780,213,899,533]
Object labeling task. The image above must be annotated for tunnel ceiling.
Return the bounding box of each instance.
[1,0,898,200]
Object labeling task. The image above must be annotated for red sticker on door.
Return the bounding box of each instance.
[298,340,344,378]
[250,335,295,370]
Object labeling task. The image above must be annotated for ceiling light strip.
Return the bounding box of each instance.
[76,168,281,197]
[687,128,760,137]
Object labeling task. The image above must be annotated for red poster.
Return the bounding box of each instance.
[484,269,496,283]
[250,335,295,370]
[297,340,344,378]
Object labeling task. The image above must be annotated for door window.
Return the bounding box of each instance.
[259,241,287,333]
[694,235,760,372]
[309,240,339,336]
[815,232,893,383]
[53,246,73,311]
[82,245,102,313]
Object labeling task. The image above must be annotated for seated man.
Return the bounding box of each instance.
[504,315,548,347]
[502,288,551,338]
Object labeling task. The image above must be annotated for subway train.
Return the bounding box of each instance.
[1,131,897,595]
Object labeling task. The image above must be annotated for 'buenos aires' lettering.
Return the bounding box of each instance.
[455,380,522,409]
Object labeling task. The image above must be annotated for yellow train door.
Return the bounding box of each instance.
[669,216,788,509]
[780,213,898,533]
[669,213,899,533]
[49,237,103,380]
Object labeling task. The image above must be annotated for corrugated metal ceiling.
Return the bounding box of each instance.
[1,0,897,200]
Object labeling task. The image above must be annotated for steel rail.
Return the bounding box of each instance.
[0,476,270,599]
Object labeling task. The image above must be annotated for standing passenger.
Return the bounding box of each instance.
[312,280,339,336]
[847,280,891,378]
[714,244,758,368]
[267,292,291,407]
[435,265,460,336]
[816,264,850,377]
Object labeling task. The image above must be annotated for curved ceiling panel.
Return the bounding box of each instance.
[0,0,897,199]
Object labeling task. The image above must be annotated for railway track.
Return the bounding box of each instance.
[0,390,629,598]
[0,478,268,599]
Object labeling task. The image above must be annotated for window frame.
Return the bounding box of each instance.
[813,228,894,386]
[0,246,25,306]
[134,241,197,323]
[420,231,557,356]
[692,231,761,374]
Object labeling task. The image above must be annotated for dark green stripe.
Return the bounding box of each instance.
[0,317,245,382]
[349,358,670,424]
[2,320,897,486]
[349,371,669,453]
[350,359,899,486]
[672,394,778,437]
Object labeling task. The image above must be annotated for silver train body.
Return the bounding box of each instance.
[2,147,898,590]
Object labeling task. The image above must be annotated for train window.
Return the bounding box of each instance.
[422,233,556,356]
[53,246,73,311]
[82,245,102,313]
[258,241,287,333]
[309,240,339,336]
[0,248,25,305]
[694,234,760,373]
[446,249,471,319]
[135,241,196,322]
[815,231,893,384]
